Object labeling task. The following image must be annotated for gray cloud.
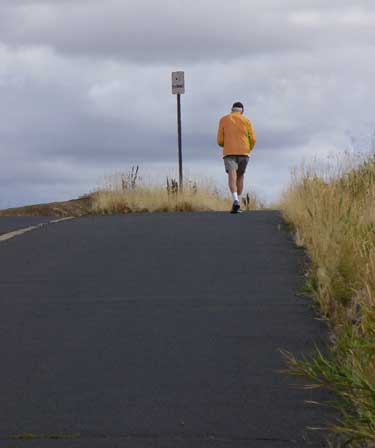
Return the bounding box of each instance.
[1,1,375,63]
[0,1,374,207]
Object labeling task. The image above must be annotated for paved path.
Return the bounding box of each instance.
[0,216,52,235]
[0,212,330,447]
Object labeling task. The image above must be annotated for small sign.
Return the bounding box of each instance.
[172,71,185,95]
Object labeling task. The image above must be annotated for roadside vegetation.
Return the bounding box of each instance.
[0,196,93,217]
[92,166,265,213]
[0,166,266,216]
[280,151,375,447]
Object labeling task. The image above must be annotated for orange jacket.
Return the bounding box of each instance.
[217,112,256,157]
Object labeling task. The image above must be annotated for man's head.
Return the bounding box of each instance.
[231,102,244,114]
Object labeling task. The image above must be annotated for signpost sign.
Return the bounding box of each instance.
[172,71,185,95]
[172,71,185,191]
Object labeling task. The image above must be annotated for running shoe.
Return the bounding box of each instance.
[230,200,241,214]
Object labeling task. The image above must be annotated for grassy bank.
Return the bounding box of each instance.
[92,169,265,213]
[280,152,375,446]
[0,196,93,217]
[0,168,266,216]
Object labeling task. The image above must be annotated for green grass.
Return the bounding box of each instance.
[280,151,375,447]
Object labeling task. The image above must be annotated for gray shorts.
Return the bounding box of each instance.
[223,155,249,174]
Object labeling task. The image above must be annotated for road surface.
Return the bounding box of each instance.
[0,212,332,447]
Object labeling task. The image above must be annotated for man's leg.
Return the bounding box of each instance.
[224,157,241,212]
[237,172,244,196]
[228,170,241,213]
[236,157,249,198]
[228,169,237,194]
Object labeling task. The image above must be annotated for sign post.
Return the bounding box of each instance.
[172,71,185,192]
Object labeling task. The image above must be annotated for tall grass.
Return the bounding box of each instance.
[92,166,266,213]
[280,151,375,446]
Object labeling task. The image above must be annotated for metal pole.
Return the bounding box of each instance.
[177,93,183,192]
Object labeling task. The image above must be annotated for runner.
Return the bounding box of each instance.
[217,102,256,213]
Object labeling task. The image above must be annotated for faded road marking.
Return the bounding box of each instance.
[0,217,74,243]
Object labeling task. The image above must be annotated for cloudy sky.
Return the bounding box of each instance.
[1,0,374,208]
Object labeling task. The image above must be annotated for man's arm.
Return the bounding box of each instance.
[247,120,256,150]
[217,119,224,147]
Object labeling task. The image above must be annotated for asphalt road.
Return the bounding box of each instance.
[0,216,52,235]
[0,212,332,447]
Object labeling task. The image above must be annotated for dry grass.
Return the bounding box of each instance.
[92,168,265,214]
[0,167,266,216]
[280,151,375,446]
[0,196,93,217]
